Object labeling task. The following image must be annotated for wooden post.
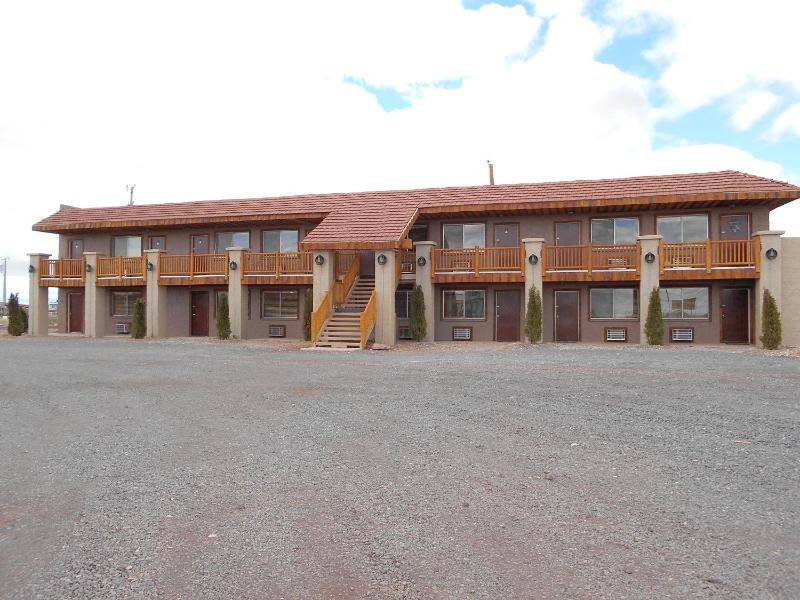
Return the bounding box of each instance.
[705,238,712,273]
[659,241,665,275]
[754,237,761,274]
[474,246,480,276]
[587,244,593,280]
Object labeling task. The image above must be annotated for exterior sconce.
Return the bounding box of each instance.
[314,255,325,266]
[766,248,778,260]
[417,256,427,267]
[528,254,539,265]
[146,261,155,272]
[644,252,656,264]
[85,263,93,273]
[229,260,238,271]
[28,264,35,273]
[377,254,388,266]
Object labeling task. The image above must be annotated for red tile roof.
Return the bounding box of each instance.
[32,171,799,248]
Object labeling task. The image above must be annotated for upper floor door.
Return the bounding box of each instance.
[720,214,750,241]
[191,234,209,254]
[555,221,580,245]
[493,223,519,247]
[68,239,83,259]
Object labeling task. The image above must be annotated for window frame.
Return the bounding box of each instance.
[261,229,300,253]
[395,288,412,319]
[214,230,251,253]
[659,286,712,321]
[261,289,300,320]
[148,235,167,251]
[590,217,641,245]
[656,214,709,243]
[589,288,639,321]
[441,288,487,321]
[719,213,752,240]
[111,290,142,318]
[111,235,143,257]
[441,223,486,249]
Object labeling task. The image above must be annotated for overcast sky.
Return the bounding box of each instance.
[2,0,799,302]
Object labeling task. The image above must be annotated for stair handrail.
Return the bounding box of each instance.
[334,254,359,305]
[359,289,377,349]
[311,289,331,344]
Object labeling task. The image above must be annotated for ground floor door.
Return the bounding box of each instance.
[721,288,750,344]
[67,292,84,333]
[554,290,579,342]
[495,290,521,341]
[359,251,375,277]
[191,291,209,336]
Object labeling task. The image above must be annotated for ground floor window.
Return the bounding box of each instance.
[261,290,299,319]
[396,288,411,319]
[590,288,638,319]
[442,289,485,320]
[111,291,141,317]
[659,287,710,319]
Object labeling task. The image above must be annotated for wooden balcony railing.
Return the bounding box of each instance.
[400,250,416,274]
[661,239,758,273]
[39,257,85,285]
[159,254,228,278]
[242,251,312,277]
[336,251,357,278]
[334,251,360,305]
[97,256,146,279]
[359,289,377,349]
[311,289,331,344]
[543,244,639,274]
[432,246,524,275]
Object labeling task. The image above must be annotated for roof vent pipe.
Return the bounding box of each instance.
[487,160,495,185]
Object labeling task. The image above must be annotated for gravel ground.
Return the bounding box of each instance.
[0,337,798,599]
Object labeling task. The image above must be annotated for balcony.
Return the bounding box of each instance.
[432,246,524,283]
[96,256,146,287]
[158,254,228,285]
[399,250,416,279]
[241,251,313,285]
[543,244,640,282]
[38,258,85,287]
[660,239,759,280]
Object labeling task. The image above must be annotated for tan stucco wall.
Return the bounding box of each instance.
[781,237,800,347]
[433,283,525,342]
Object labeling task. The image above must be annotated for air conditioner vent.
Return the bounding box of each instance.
[671,328,694,342]
[452,327,472,341]
[605,327,627,342]
[268,325,286,338]
[398,326,412,340]
[115,322,130,334]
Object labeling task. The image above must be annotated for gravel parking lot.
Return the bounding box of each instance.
[1,337,798,599]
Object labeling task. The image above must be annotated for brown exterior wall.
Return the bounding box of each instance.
[243,285,310,340]
[433,283,525,342]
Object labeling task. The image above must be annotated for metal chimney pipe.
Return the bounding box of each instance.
[487,160,495,185]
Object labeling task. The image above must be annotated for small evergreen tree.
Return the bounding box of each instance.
[21,307,29,333]
[216,293,231,340]
[409,285,427,341]
[644,287,664,345]
[760,289,782,350]
[302,288,312,341]
[524,286,543,343]
[130,298,146,339]
[7,293,24,336]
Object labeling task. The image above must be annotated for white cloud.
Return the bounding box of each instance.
[731,91,780,131]
[768,102,800,139]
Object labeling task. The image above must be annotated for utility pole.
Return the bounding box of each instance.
[1,257,7,305]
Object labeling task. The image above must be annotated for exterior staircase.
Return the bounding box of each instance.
[315,276,375,348]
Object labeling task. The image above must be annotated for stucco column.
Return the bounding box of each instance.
[753,230,784,346]
[312,250,335,310]
[226,247,246,339]
[83,252,107,338]
[522,238,544,342]
[638,235,662,344]
[144,249,167,338]
[374,250,397,346]
[27,253,50,336]
[414,241,436,342]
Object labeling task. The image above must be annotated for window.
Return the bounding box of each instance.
[112,236,142,257]
[590,288,638,319]
[215,231,250,252]
[442,289,485,320]
[442,224,485,248]
[149,236,166,251]
[409,225,429,243]
[396,289,411,319]
[261,290,299,319]
[659,288,710,319]
[657,215,708,242]
[720,214,750,240]
[111,291,141,317]
[591,218,639,244]
[68,239,83,259]
[262,230,299,253]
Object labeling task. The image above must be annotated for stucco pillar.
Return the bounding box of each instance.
[27,253,50,336]
[226,247,246,339]
[312,249,335,310]
[414,241,436,342]
[753,230,784,346]
[638,235,662,344]
[374,250,397,346]
[144,249,167,338]
[83,252,107,338]
[522,238,544,342]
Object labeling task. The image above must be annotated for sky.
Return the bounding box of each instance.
[2,0,800,302]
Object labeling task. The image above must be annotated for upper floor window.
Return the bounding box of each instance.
[149,236,166,251]
[443,224,485,249]
[409,224,429,244]
[591,218,639,244]
[215,231,250,252]
[720,214,750,240]
[262,230,299,253]
[657,215,708,243]
[112,235,142,257]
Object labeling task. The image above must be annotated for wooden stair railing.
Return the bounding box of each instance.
[311,289,332,344]
[334,252,359,305]
[359,290,377,349]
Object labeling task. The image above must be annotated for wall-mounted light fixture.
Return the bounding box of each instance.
[377,254,388,266]
[644,252,656,264]
[146,262,155,272]
[314,254,325,266]
[28,265,35,273]
[417,256,427,267]
[766,248,778,260]
[229,260,238,271]
[85,263,93,273]
[528,254,539,265]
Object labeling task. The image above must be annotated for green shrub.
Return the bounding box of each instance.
[216,293,231,340]
[644,288,664,345]
[524,286,543,343]
[303,288,312,341]
[409,285,427,341]
[760,289,782,350]
[130,298,146,339]
[7,293,24,336]
[21,307,28,333]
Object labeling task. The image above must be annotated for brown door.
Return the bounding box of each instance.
[555,222,580,245]
[191,234,210,254]
[69,239,84,259]
[359,251,374,277]
[554,290,579,342]
[68,292,84,333]
[191,291,209,336]
[720,215,750,241]
[721,288,749,343]
[494,224,519,247]
[495,290,521,342]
